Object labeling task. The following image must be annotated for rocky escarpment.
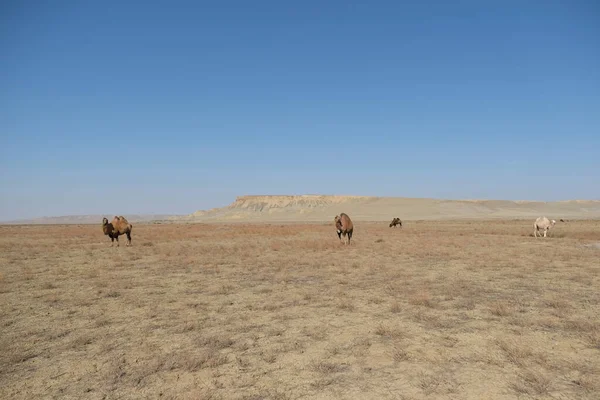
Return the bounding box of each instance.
[227,195,372,211]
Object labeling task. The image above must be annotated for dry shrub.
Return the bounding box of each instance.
[384,282,402,297]
[349,337,372,356]
[510,369,552,396]
[41,282,57,290]
[497,339,533,367]
[565,319,597,333]
[408,290,435,308]
[22,267,34,281]
[410,309,453,330]
[418,369,460,395]
[571,374,600,393]
[261,351,277,364]
[374,323,404,339]
[105,290,121,298]
[6,348,39,365]
[587,330,600,350]
[544,296,571,309]
[508,315,530,328]
[197,335,235,349]
[533,316,562,330]
[310,377,340,389]
[369,296,385,304]
[268,327,286,337]
[214,284,235,295]
[183,349,228,371]
[392,346,411,362]
[489,301,513,317]
[337,300,355,311]
[311,361,350,374]
[456,298,476,310]
[70,334,94,349]
[174,321,200,333]
[390,301,402,313]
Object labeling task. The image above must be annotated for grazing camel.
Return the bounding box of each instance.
[102,216,133,246]
[533,217,556,238]
[334,213,354,245]
[389,217,402,228]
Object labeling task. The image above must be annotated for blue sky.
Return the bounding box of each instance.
[1,1,599,220]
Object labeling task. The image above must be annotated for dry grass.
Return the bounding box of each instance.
[1,220,599,399]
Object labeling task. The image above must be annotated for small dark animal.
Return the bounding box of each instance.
[102,216,133,246]
[334,213,354,245]
[389,217,402,228]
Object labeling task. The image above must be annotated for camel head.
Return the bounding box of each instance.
[334,215,343,233]
[102,217,109,226]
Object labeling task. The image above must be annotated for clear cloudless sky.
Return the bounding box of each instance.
[1,1,599,220]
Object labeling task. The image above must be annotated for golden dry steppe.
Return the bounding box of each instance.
[1,204,600,399]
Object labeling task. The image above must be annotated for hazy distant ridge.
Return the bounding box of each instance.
[3,214,178,225]
[5,196,600,224]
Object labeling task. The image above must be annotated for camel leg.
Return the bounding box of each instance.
[115,236,120,247]
[544,229,547,238]
[110,237,115,246]
[126,232,132,246]
[534,228,537,238]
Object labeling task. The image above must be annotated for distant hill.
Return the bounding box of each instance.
[2,214,179,225]
[4,196,600,224]
[182,195,600,222]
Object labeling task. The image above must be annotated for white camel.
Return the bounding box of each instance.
[533,217,556,238]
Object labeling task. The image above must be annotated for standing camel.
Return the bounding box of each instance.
[334,213,354,245]
[102,216,133,246]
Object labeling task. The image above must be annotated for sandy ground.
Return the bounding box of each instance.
[1,220,599,399]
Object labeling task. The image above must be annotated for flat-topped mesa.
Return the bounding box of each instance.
[229,195,374,211]
[186,195,600,222]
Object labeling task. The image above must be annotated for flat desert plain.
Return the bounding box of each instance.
[1,220,599,399]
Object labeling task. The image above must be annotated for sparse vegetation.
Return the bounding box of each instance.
[0,220,599,399]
